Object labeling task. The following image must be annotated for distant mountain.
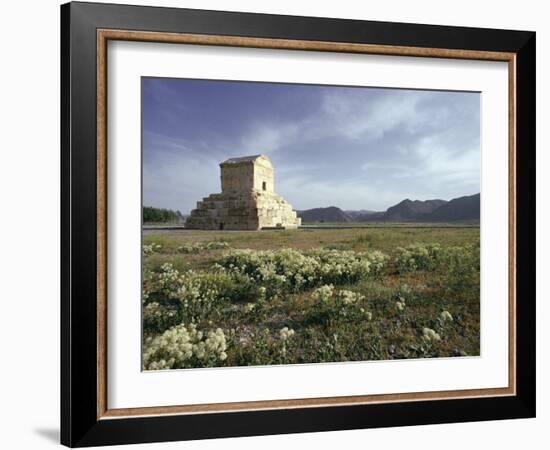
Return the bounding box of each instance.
[345,210,378,220]
[356,211,385,221]
[427,193,480,222]
[298,193,480,224]
[383,198,448,222]
[297,206,351,223]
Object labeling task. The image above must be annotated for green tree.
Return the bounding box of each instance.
[143,206,184,224]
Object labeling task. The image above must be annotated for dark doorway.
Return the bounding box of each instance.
[262,181,267,191]
[219,222,224,230]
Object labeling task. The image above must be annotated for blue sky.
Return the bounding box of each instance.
[142,78,480,213]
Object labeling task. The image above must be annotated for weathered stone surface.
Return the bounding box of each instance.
[186,154,301,230]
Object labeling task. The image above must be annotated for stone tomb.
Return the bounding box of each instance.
[185,154,301,230]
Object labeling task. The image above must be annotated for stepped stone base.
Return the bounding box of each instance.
[185,190,301,230]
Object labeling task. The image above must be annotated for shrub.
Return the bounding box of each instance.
[393,242,480,276]
[177,241,230,254]
[311,284,369,324]
[143,323,227,370]
[143,301,179,334]
[421,327,441,342]
[364,250,389,276]
[143,243,162,256]
[438,243,480,289]
[216,247,382,294]
[144,263,235,322]
[394,243,442,273]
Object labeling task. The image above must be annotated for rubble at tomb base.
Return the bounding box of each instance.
[185,154,301,230]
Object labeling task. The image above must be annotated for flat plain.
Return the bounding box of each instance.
[142,225,480,370]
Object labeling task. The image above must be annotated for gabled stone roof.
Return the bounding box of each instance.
[221,154,269,165]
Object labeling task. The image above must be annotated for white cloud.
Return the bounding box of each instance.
[239,122,299,155]
[320,89,423,141]
[144,86,480,212]
[237,88,435,155]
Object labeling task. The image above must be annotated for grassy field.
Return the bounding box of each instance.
[142,225,480,370]
[299,221,479,228]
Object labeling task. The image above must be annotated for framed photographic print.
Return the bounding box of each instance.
[61,1,536,447]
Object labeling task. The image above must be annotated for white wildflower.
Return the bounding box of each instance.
[279,327,295,341]
[143,323,227,370]
[312,284,334,302]
[422,327,441,342]
[337,290,364,305]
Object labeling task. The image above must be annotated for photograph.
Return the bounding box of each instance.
[141,77,481,370]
